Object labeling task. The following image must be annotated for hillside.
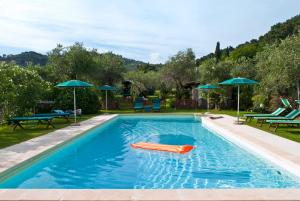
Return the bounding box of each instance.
[0,51,48,66]
[197,14,300,63]
[122,57,147,71]
[0,51,151,71]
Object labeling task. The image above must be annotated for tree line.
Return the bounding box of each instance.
[0,14,299,121]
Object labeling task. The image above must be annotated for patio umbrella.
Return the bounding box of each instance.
[97,85,116,112]
[219,77,258,123]
[197,84,219,112]
[56,80,93,124]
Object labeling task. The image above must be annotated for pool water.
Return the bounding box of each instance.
[1,115,300,189]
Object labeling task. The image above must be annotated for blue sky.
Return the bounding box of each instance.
[0,0,299,63]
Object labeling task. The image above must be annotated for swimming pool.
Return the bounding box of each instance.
[0,115,300,189]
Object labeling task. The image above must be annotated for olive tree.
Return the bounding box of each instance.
[255,34,300,109]
[161,48,197,99]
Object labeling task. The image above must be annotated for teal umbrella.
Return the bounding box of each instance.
[56,80,93,124]
[197,84,219,112]
[219,77,258,123]
[97,85,116,112]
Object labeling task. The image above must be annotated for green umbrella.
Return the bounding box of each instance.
[197,84,219,112]
[219,77,258,123]
[56,80,93,124]
[97,85,116,112]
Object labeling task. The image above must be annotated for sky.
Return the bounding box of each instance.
[0,0,299,63]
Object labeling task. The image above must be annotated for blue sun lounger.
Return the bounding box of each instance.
[152,98,161,112]
[134,102,144,111]
[33,110,70,122]
[9,116,55,130]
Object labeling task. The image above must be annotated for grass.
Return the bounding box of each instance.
[246,120,300,143]
[0,114,98,149]
[1,108,299,149]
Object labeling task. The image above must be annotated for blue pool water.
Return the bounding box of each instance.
[1,115,300,189]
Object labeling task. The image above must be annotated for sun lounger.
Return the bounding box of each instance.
[33,111,70,122]
[152,98,161,112]
[134,101,144,111]
[281,98,292,108]
[9,116,55,130]
[244,107,286,122]
[254,109,300,126]
[266,119,300,132]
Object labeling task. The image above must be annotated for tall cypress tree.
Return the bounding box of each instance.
[215,41,221,62]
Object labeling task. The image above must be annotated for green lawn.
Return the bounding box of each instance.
[246,120,300,143]
[1,109,299,149]
[0,114,98,149]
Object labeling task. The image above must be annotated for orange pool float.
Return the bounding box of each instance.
[131,142,194,154]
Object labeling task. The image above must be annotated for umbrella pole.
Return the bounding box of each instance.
[207,92,209,113]
[106,90,108,112]
[297,79,300,109]
[237,85,240,123]
[74,87,77,123]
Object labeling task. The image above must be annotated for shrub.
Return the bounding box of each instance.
[54,88,100,114]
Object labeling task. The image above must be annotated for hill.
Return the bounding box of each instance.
[122,57,147,71]
[0,51,153,71]
[0,51,48,66]
[197,14,300,63]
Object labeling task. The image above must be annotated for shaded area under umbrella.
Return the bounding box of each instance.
[97,85,116,112]
[219,77,258,123]
[197,84,219,112]
[56,80,93,124]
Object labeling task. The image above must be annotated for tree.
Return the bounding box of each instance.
[215,42,221,62]
[124,70,160,97]
[198,58,232,84]
[92,52,126,85]
[0,62,50,120]
[45,43,97,82]
[161,48,197,99]
[255,34,300,109]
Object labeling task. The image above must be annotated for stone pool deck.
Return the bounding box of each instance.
[0,113,300,201]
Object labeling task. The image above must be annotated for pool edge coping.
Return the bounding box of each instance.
[1,188,300,201]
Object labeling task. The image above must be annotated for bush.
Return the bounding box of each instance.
[54,88,100,114]
[0,62,50,120]
[251,94,267,112]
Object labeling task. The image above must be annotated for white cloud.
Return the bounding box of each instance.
[149,52,161,64]
[0,0,299,62]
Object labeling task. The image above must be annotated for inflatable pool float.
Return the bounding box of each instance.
[131,142,194,154]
